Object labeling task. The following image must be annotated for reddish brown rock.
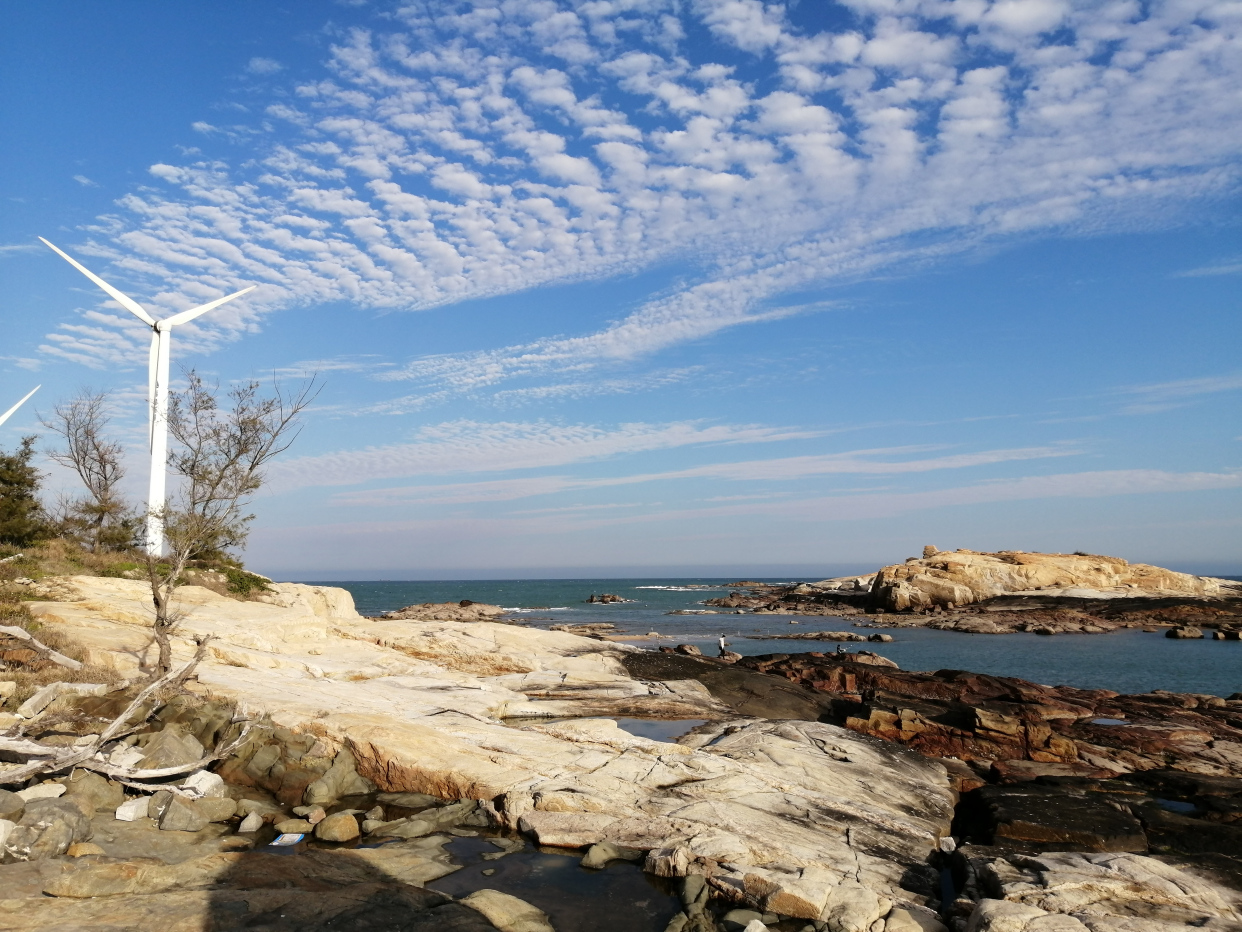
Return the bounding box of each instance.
[730,653,1242,780]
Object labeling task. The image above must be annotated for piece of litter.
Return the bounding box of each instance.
[269,833,305,846]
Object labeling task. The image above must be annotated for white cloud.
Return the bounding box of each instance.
[0,244,40,256]
[246,57,284,75]
[1116,371,1242,414]
[72,175,99,187]
[268,418,820,491]
[37,0,1242,397]
[328,442,1079,506]
[1177,259,1242,277]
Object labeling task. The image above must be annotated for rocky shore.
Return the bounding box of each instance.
[1,574,1240,931]
[706,548,1242,635]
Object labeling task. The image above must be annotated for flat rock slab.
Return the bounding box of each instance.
[966,850,1242,931]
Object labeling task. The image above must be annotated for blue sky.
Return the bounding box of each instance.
[2,0,1240,579]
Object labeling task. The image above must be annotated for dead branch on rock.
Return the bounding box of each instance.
[0,650,208,786]
[94,721,254,787]
[0,624,83,670]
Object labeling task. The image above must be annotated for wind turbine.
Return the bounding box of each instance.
[0,385,40,430]
[39,237,255,556]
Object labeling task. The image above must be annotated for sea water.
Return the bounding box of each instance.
[315,578,1242,699]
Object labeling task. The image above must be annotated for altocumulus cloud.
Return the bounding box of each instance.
[45,0,1242,392]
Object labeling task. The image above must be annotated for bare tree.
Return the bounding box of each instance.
[41,389,134,551]
[147,371,318,675]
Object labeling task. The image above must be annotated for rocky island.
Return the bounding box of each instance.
[707,548,1242,636]
[0,560,1240,932]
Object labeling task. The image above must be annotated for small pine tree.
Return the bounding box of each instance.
[0,436,48,546]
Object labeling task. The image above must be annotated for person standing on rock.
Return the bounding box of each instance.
[718,634,727,655]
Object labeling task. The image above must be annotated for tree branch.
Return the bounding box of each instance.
[0,651,206,786]
[0,625,83,670]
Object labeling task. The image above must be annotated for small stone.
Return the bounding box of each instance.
[235,798,283,821]
[306,806,326,825]
[159,797,209,833]
[273,818,313,834]
[17,783,66,802]
[182,771,227,799]
[136,727,205,770]
[0,789,25,821]
[238,812,264,833]
[66,842,106,857]
[365,806,384,821]
[581,841,644,869]
[361,819,384,834]
[722,910,765,932]
[220,836,254,851]
[195,797,237,823]
[114,797,149,822]
[482,867,496,876]
[64,771,124,812]
[0,819,15,850]
[313,812,360,842]
[148,790,174,820]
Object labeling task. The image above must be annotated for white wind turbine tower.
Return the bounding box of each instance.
[0,385,40,430]
[40,238,255,556]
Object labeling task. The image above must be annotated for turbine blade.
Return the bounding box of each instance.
[39,237,157,327]
[162,285,257,327]
[0,385,40,430]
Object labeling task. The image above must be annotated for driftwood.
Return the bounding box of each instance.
[0,625,83,670]
[0,642,216,786]
[96,723,255,795]
[0,553,22,564]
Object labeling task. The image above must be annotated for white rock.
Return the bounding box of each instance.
[461,889,554,932]
[17,782,66,801]
[0,681,16,702]
[108,745,146,769]
[115,797,150,821]
[517,811,617,847]
[181,770,227,799]
[16,682,108,719]
[238,812,263,833]
[743,922,769,932]
[0,818,15,849]
[969,853,1241,930]
[885,908,948,932]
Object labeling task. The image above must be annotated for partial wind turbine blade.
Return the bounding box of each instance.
[162,285,257,327]
[0,385,40,430]
[39,237,157,327]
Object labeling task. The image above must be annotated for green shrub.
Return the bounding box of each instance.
[99,561,142,578]
[223,566,271,596]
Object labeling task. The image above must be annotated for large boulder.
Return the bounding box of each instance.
[866,549,1229,612]
[2,798,92,862]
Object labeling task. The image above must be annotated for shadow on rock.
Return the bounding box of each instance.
[3,841,503,932]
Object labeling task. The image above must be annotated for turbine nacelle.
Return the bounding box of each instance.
[40,237,256,554]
